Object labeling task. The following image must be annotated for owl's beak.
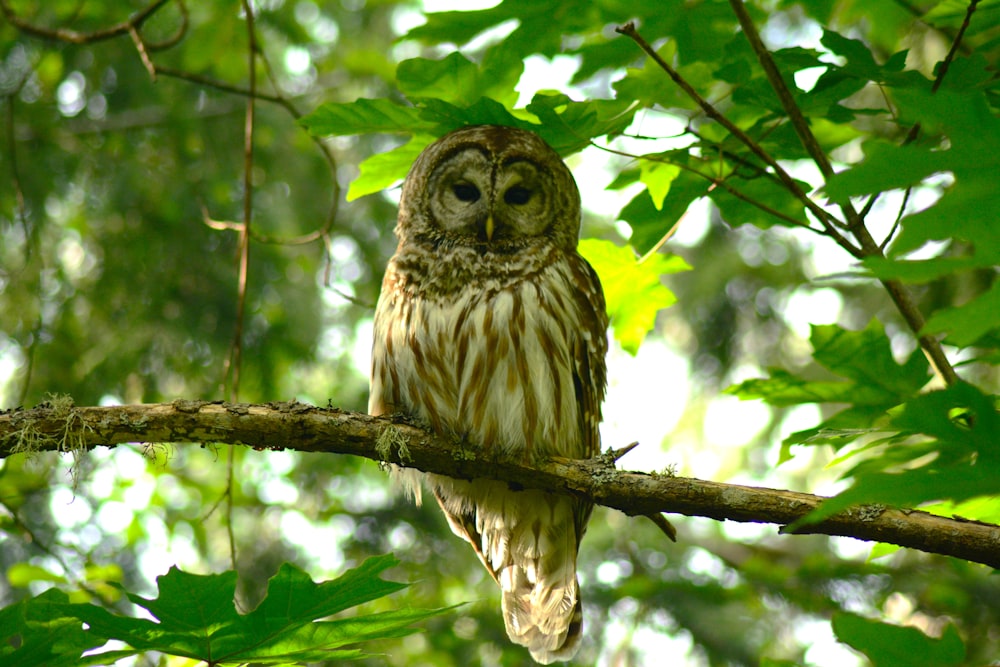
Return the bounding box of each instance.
[484,214,495,242]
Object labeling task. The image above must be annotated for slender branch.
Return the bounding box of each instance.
[615,22,861,255]
[155,66,287,104]
[4,83,30,265]
[0,0,175,44]
[128,25,157,80]
[2,401,999,569]
[724,3,960,386]
[590,140,845,244]
[144,0,188,51]
[931,0,980,94]
[880,187,912,251]
[728,0,835,180]
[4,0,339,250]
[153,67,341,248]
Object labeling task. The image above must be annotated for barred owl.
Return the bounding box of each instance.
[369,125,608,664]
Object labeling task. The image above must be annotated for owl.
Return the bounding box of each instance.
[369,125,608,664]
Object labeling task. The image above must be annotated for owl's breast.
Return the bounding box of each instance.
[370,259,588,460]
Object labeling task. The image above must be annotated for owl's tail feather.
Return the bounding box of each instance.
[431,481,586,664]
[499,565,583,664]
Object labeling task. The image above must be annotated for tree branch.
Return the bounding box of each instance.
[0,0,176,44]
[716,4,960,386]
[2,401,998,568]
[615,21,862,256]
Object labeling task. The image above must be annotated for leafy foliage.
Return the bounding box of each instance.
[832,612,966,667]
[578,239,690,355]
[1,555,444,666]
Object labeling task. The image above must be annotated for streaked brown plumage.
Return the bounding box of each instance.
[369,125,607,663]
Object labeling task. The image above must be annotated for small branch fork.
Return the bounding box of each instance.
[1,0,341,248]
[0,0,173,44]
[3,0,347,404]
[2,401,998,569]
[616,1,971,387]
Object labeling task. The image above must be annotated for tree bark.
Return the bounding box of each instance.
[2,399,998,568]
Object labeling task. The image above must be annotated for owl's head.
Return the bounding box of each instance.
[397,125,581,253]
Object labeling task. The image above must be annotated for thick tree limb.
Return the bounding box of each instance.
[2,400,998,568]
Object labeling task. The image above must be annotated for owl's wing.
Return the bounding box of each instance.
[563,253,608,548]
[571,253,609,459]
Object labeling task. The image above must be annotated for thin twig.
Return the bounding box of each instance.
[4,89,30,263]
[644,513,678,542]
[727,0,869,240]
[608,441,641,462]
[128,25,157,81]
[590,141,840,242]
[155,65,287,105]
[931,0,980,94]
[724,2,959,387]
[880,187,912,251]
[0,0,174,44]
[144,0,188,51]
[225,0,258,403]
[153,69,341,247]
[615,22,860,255]
[639,208,685,264]
[728,1,833,179]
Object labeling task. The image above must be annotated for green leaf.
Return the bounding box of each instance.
[618,169,706,255]
[820,30,879,78]
[860,256,989,282]
[416,96,532,134]
[525,93,637,154]
[6,563,67,587]
[8,556,449,666]
[0,588,135,667]
[404,3,518,46]
[114,555,429,661]
[832,612,965,667]
[396,53,482,106]
[396,52,523,108]
[779,405,890,459]
[810,321,930,398]
[578,239,689,355]
[921,495,1000,526]
[729,369,898,407]
[923,280,1000,347]
[799,383,1000,524]
[299,98,431,136]
[815,467,999,521]
[891,381,1000,455]
[639,161,682,210]
[867,542,901,561]
[823,140,948,199]
[348,136,433,201]
[729,321,929,415]
[889,173,1000,263]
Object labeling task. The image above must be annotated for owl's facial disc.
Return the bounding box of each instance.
[427,147,551,246]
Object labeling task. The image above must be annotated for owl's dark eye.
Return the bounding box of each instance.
[453,183,481,202]
[504,186,532,205]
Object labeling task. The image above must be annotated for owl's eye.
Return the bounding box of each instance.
[504,186,532,205]
[453,183,481,202]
